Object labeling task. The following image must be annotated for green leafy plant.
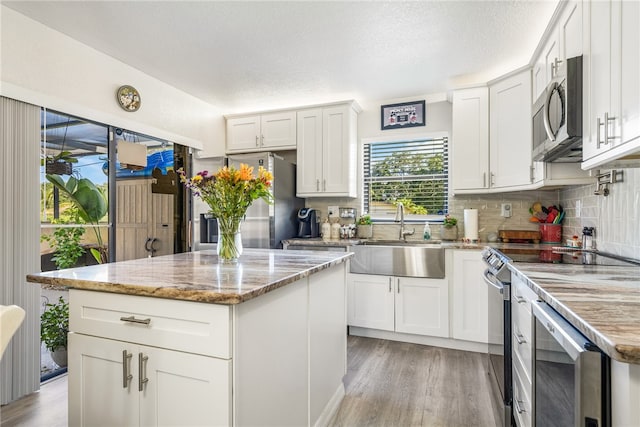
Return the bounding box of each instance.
[41,151,79,166]
[393,198,428,215]
[357,215,372,225]
[443,215,458,228]
[46,175,108,263]
[41,225,86,270]
[40,296,69,352]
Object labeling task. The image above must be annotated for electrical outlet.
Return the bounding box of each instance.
[328,206,339,218]
[501,203,512,218]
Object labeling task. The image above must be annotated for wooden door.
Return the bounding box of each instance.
[116,179,174,261]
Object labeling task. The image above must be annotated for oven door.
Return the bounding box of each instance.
[532,301,610,427]
[484,269,512,427]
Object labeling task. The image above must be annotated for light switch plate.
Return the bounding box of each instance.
[328,206,339,218]
[501,203,512,218]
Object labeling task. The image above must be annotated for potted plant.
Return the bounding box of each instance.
[42,151,77,175]
[441,214,458,241]
[40,296,69,368]
[46,175,109,264]
[41,210,87,270]
[356,215,373,239]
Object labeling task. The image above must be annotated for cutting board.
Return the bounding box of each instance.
[498,230,541,244]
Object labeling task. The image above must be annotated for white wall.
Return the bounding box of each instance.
[0,6,225,155]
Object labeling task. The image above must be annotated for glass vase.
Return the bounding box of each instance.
[217,217,243,263]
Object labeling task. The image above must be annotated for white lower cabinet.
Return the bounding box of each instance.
[347,273,449,338]
[450,250,488,343]
[69,333,230,427]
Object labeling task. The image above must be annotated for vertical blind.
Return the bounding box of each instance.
[1,97,42,404]
[363,137,449,218]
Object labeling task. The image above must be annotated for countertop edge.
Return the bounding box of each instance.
[27,252,353,305]
[509,265,640,365]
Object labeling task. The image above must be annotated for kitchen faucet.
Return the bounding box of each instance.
[394,202,415,240]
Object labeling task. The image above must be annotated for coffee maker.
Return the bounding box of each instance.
[297,208,319,238]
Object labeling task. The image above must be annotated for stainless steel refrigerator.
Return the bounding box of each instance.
[227,153,304,249]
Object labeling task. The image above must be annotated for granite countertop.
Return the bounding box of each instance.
[27,249,352,305]
[509,262,640,364]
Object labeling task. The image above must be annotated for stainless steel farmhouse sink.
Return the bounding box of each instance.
[359,239,443,246]
[349,241,445,278]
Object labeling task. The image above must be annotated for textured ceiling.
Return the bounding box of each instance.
[4,1,558,112]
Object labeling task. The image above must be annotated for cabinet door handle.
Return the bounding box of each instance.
[490,172,495,187]
[514,398,526,414]
[483,172,486,188]
[261,134,264,146]
[597,117,605,149]
[515,332,527,345]
[316,179,320,191]
[323,179,327,192]
[122,350,133,388]
[120,315,151,326]
[397,279,400,294]
[605,112,616,143]
[388,277,392,292]
[514,295,527,304]
[255,135,259,147]
[138,353,149,392]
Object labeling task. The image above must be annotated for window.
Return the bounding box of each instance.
[363,135,449,221]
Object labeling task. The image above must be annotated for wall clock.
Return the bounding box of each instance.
[116,85,141,112]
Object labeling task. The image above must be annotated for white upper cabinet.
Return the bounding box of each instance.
[582,0,640,168]
[452,71,534,194]
[296,102,359,198]
[451,87,490,191]
[226,111,296,153]
[532,1,582,101]
[489,69,533,190]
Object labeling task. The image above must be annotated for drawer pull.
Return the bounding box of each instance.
[139,353,149,392]
[122,350,133,388]
[120,315,151,326]
[515,333,527,345]
[514,295,526,304]
[514,398,526,414]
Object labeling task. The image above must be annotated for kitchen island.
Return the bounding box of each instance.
[27,249,352,427]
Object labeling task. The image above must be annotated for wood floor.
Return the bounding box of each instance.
[329,336,499,427]
[0,336,498,427]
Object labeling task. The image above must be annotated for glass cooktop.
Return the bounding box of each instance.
[498,246,640,267]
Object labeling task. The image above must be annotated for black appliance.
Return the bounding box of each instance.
[199,213,218,244]
[532,301,610,427]
[481,247,513,427]
[532,55,583,162]
[297,208,319,238]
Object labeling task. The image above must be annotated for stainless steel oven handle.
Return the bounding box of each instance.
[483,269,504,294]
[542,82,557,142]
[532,301,593,361]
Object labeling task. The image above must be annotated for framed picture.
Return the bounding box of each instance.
[381,100,425,130]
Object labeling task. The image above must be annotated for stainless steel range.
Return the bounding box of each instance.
[481,247,512,427]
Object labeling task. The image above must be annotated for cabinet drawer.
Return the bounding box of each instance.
[512,278,538,312]
[70,290,231,359]
[512,298,534,344]
[512,321,533,383]
[513,359,533,427]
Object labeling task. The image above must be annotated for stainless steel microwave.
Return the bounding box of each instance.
[532,55,583,162]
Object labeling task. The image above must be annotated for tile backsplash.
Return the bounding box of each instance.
[305,168,640,259]
[560,167,640,259]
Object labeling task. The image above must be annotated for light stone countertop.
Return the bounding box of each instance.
[508,262,640,364]
[27,249,352,305]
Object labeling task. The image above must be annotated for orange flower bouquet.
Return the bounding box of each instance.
[178,164,273,262]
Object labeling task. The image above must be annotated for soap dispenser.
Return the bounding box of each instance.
[423,222,431,240]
